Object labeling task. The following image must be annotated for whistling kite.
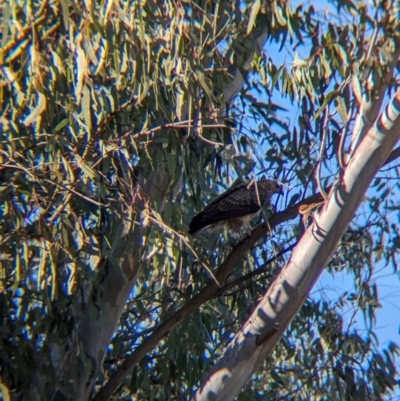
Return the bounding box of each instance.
[189,179,282,237]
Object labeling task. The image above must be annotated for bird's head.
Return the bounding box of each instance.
[257,179,283,196]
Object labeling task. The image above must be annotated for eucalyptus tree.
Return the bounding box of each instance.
[1,0,400,401]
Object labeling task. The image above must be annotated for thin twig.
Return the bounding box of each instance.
[144,213,220,288]
[218,242,297,295]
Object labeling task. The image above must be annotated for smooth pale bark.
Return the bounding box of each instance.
[90,145,400,401]
[193,89,400,401]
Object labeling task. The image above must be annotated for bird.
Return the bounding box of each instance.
[189,178,282,238]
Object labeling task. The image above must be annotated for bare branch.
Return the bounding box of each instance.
[93,138,400,401]
[192,89,400,401]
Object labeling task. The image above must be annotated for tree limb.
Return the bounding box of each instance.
[192,89,400,401]
[93,140,400,401]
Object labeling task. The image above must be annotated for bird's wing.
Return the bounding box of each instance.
[206,182,248,206]
[189,185,262,235]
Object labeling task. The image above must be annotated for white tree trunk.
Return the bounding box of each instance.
[192,89,400,401]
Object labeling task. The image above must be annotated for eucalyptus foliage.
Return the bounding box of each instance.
[1,0,400,400]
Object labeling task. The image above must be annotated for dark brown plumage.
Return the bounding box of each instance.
[189,179,282,237]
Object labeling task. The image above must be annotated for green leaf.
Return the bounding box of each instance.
[275,5,287,26]
[55,118,69,132]
[75,155,97,180]
[271,370,285,386]
[23,92,47,126]
[336,95,348,124]
[75,44,87,103]
[82,85,92,131]
[247,0,260,35]
[59,0,69,30]
[352,74,363,105]
[314,89,339,120]
[194,65,216,102]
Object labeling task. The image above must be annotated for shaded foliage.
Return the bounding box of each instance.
[1,0,400,400]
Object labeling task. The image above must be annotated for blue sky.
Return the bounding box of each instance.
[257,0,400,387]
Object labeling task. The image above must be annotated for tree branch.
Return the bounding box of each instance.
[192,89,400,401]
[93,140,400,401]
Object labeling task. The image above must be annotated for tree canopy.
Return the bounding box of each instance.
[1,0,400,400]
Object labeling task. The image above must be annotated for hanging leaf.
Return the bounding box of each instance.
[247,0,261,35]
[82,84,92,131]
[352,74,363,105]
[23,92,46,126]
[336,95,348,124]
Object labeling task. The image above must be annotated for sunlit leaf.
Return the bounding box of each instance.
[247,0,261,35]
[23,92,46,126]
